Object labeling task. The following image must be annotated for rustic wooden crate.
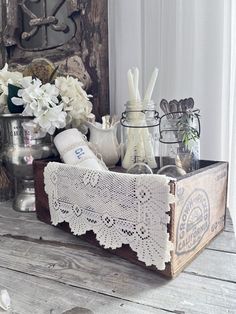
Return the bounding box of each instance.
[33,159,228,278]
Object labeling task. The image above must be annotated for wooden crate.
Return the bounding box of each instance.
[33,159,228,278]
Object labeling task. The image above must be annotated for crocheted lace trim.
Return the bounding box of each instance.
[44,162,174,270]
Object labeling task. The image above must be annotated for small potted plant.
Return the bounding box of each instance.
[159,98,200,176]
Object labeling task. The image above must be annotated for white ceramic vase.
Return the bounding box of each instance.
[86,121,120,168]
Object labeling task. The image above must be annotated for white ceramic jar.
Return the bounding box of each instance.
[54,128,107,171]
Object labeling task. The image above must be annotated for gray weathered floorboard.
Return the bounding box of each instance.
[0,215,236,282]
[0,268,166,314]
[184,249,236,282]
[0,212,81,246]
[0,201,42,221]
[0,236,235,313]
[207,230,236,253]
[0,203,235,313]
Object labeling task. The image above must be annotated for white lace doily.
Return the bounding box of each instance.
[44,162,174,270]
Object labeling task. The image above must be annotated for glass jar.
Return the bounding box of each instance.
[120,101,159,171]
[159,110,200,173]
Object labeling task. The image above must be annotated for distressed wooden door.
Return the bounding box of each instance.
[0,0,109,119]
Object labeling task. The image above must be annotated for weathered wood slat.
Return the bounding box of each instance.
[207,230,236,253]
[0,268,164,314]
[0,204,82,246]
[0,201,38,221]
[184,249,236,282]
[0,236,235,313]
[1,205,236,278]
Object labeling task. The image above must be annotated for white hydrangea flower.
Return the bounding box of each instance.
[2,67,94,136]
[34,104,67,135]
[0,64,23,112]
[12,78,59,116]
[12,77,67,135]
[55,76,93,127]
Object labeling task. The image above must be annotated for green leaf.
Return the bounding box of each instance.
[7,84,24,114]
[176,110,200,150]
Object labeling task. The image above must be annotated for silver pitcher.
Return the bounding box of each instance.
[0,114,57,212]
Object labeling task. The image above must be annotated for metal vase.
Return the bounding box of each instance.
[0,114,57,212]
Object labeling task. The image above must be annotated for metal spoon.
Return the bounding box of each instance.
[169,99,179,118]
[179,99,185,112]
[187,97,194,110]
[177,101,182,115]
[160,99,169,116]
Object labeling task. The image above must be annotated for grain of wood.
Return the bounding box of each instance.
[1,207,235,282]
[207,230,236,253]
[184,249,236,282]
[0,268,165,314]
[0,201,39,221]
[0,202,235,266]
[173,162,228,275]
[0,203,235,313]
[0,236,235,313]
[0,207,82,246]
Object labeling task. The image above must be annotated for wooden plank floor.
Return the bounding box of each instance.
[0,202,235,314]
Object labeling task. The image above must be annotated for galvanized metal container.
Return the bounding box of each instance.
[0,114,57,212]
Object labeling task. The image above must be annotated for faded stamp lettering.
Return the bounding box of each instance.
[176,189,210,255]
[211,215,225,233]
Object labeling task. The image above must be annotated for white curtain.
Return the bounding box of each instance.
[228,1,236,233]
[109,0,236,233]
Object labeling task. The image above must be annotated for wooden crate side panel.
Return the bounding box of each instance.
[167,181,177,276]
[172,162,228,275]
[34,160,175,277]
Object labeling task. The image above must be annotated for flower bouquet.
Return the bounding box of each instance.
[0,63,93,138]
[0,62,94,211]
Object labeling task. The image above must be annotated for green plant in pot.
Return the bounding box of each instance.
[176,110,200,172]
[159,98,201,176]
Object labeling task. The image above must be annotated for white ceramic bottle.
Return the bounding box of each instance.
[54,128,107,171]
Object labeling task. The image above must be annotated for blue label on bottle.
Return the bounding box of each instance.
[74,147,85,159]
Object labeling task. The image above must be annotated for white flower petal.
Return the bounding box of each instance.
[0,289,11,311]
[11,97,24,106]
